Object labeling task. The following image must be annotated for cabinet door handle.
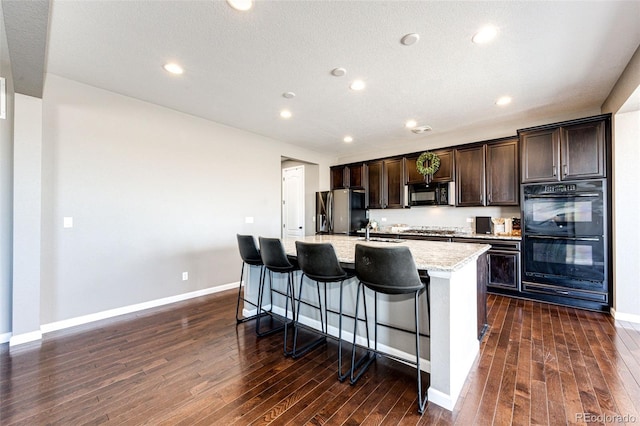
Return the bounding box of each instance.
[488,192,492,203]
[552,165,557,176]
[480,193,483,203]
[563,164,568,175]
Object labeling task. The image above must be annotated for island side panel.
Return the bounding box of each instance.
[427,260,480,411]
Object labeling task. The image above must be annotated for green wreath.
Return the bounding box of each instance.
[416,152,441,176]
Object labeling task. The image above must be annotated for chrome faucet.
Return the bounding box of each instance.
[365,222,372,241]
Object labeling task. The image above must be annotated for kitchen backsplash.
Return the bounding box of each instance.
[367,206,521,231]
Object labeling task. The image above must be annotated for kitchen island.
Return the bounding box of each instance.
[241,235,490,411]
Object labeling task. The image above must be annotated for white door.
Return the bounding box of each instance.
[282,166,305,238]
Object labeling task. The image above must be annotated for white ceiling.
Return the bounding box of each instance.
[37,1,640,156]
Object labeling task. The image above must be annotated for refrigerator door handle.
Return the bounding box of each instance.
[327,191,333,233]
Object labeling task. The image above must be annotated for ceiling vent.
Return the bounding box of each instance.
[411,125,432,134]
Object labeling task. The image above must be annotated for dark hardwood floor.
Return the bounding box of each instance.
[1,290,639,425]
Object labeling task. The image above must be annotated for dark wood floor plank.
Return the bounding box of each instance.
[2,290,640,426]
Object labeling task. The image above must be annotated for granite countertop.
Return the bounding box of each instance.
[283,234,490,272]
[358,227,521,241]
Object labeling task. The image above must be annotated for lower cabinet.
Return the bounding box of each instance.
[453,238,521,292]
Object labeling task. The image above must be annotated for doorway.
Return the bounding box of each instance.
[282,165,305,238]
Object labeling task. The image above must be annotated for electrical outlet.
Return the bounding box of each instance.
[381,217,387,222]
[182,272,188,281]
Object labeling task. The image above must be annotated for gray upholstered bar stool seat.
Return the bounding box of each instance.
[258,237,300,353]
[236,234,286,336]
[295,241,354,375]
[350,244,431,414]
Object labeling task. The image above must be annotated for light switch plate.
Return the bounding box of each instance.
[63,217,73,228]
[245,217,254,224]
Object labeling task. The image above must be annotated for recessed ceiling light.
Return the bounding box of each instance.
[226,0,252,11]
[280,109,292,119]
[496,96,512,106]
[282,92,296,99]
[331,68,347,77]
[350,79,366,91]
[343,136,353,143]
[400,33,420,46]
[405,119,417,129]
[472,25,499,44]
[163,63,183,75]
[411,125,432,134]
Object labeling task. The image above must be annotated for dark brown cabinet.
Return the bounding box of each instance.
[456,138,519,207]
[561,120,606,180]
[331,163,366,190]
[520,117,607,183]
[330,166,346,189]
[366,158,405,209]
[405,155,424,184]
[348,163,366,189]
[367,160,383,209]
[455,145,486,206]
[405,149,454,184]
[431,149,454,183]
[384,158,405,208]
[487,249,520,290]
[486,139,519,206]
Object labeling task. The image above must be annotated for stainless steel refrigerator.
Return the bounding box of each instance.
[316,189,367,234]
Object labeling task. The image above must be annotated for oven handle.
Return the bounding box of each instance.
[526,235,601,242]
[525,193,600,199]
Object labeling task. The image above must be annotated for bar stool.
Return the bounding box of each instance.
[235,234,264,324]
[350,244,431,414]
[258,237,300,353]
[295,241,353,375]
[236,235,285,336]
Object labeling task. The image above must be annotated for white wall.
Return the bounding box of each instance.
[612,110,640,320]
[39,74,333,325]
[602,45,640,321]
[11,94,43,342]
[0,2,15,339]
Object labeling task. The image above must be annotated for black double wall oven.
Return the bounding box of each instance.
[522,180,609,310]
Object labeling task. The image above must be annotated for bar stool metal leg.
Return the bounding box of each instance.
[236,263,264,323]
[349,281,376,384]
[289,273,327,358]
[415,289,428,414]
[255,269,286,337]
[283,270,300,356]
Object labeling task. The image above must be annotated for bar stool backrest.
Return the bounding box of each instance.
[354,244,425,295]
[259,237,295,272]
[295,242,348,282]
[237,234,262,266]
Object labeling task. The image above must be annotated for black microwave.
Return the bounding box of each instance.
[407,182,454,206]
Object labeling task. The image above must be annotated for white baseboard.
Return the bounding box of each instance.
[9,330,43,347]
[428,387,456,411]
[611,307,640,324]
[1,331,12,344]
[5,282,238,347]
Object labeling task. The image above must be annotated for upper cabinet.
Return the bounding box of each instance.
[520,116,608,183]
[405,149,454,184]
[367,158,405,209]
[348,163,366,189]
[330,166,347,189]
[330,163,366,190]
[486,139,519,206]
[456,145,486,207]
[456,137,519,207]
